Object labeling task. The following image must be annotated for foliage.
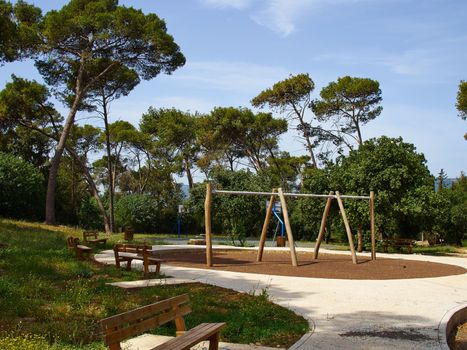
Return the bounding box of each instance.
[0,125,52,170]
[291,167,339,241]
[251,73,318,167]
[0,75,61,133]
[456,80,467,139]
[54,156,88,225]
[114,194,159,233]
[0,219,308,348]
[197,107,287,176]
[329,136,433,238]
[78,197,103,230]
[187,170,273,245]
[0,75,59,171]
[0,152,44,219]
[265,152,310,190]
[312,76,383,147]
[435,173,467,245]
[28,0,185,224]
[0,0,41,63]
[141,108,199,188]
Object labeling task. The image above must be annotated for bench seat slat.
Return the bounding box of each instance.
[150,323,226,350]
[168,323,224,348]
[101,294,225,350]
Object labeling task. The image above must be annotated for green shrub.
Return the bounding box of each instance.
[187,169,271,245]
[114,194,159,232]
[77,197,103,230]
[0,152,44,220]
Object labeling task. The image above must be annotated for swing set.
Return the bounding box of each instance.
[204,183,376,267]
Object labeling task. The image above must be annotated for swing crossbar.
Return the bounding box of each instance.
[212,189,370,200]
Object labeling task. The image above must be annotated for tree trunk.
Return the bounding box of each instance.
[45,63,85,225]
[102,94,115,233]
[66,147,111,233]
[297,115,318,168]
[185,158,194,189]
[357,226,363,252]
[266,145,287,187]
[45,96,83,224]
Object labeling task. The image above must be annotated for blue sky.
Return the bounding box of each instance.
[1,0,466,180]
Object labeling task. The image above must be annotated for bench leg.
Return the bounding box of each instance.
[208,332,220,350]
[126,259,132,271]
[155,262,161,275]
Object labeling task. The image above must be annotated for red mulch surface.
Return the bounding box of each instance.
[452,322,467,350]
[156,249,466,280]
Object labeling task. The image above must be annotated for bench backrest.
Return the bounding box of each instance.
[101,294,192,350]
[83,230,98,241]
[113,243,151,255]
[67,236,79,248]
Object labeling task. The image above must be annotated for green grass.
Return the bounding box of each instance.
[412,244,467,255]
[0,219,308,349]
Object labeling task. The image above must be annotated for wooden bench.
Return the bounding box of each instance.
[101,294,226,350]
[381,238,415,253]
[67,237,92,260]
[83,230,107,246]
[113,243,165,275]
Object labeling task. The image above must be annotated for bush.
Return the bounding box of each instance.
[187,169,272,245]
[0,152,44,220]
[114,194,159,233]
[435,174,467,245]
[329,136,434,238]
[78,197,103,230]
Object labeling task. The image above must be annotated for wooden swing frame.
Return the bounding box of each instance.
[204,183,376,267]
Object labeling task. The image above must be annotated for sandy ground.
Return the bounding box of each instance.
[153,249,466,280]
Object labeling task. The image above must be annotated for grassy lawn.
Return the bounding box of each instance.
[0,219,309,349]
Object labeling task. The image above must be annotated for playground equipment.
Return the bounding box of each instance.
[177,204,184,239]
[268,199,285,246]
[204,183,376,267]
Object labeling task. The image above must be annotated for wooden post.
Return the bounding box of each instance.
[335,191,357,264]
[277,188,298,267]
[370,191,376,260]
[257,189,276,262]
[313,191,334,259]
[205,183,213,267]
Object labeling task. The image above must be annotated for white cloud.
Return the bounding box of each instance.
[199,0,252,10]
[313,48,441,77]
[251,0,315,37]
[200,0,369,37]
[250,0,368,37]
[173,61,291,92]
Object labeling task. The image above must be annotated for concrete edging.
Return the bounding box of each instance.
[438,303,467,350]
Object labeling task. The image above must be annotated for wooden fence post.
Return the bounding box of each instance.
[205,183,213,267]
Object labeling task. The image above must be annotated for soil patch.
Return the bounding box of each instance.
[156,249,466,280]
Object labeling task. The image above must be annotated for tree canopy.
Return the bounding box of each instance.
[329,136,433,237]
[251,73,318,167]
[27,0,186,224]
[312,76,382,147]
[456,80,467,140]
[0,0,41,63]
